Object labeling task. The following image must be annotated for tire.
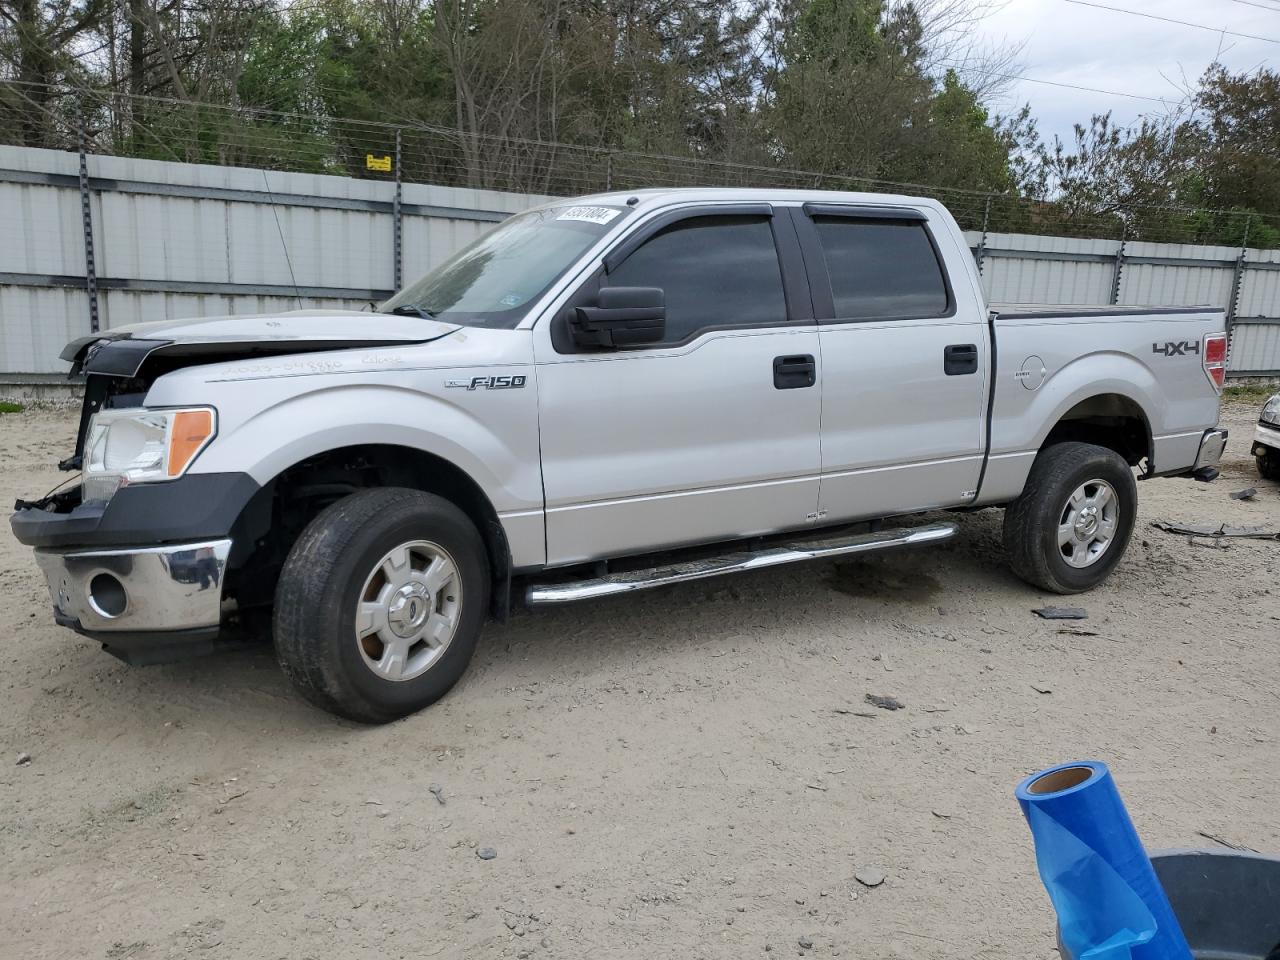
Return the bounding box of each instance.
[1258,451,1280,481]
[1002,441,1138,594]
[274,488,489,723]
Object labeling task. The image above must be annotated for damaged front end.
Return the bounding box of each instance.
[12,316,455,662]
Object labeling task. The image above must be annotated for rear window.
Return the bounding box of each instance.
[812,217,949,320]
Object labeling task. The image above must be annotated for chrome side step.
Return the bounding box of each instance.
[525,522,957,606]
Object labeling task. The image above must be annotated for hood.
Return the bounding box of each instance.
[63,309,460,378]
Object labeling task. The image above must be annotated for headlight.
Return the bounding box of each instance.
[82,407,216,502]
[1262,395,1280,427]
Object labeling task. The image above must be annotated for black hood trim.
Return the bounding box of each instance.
[71,335,436,379]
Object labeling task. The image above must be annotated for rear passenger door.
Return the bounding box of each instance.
[534,205,821,566]
[793,204,989,523]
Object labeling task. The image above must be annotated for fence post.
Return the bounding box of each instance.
[1109,225,1127,306]
[393,128,403,292]
[77,115,100,334]
[1227,214,1252,337]
[605,152,614,192]
[974,195,992,274]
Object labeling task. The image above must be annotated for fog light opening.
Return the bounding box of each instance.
[88,573,128,619]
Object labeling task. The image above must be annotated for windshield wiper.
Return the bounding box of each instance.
[388,304,437,319]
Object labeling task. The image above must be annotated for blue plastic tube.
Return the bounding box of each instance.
[1015,760,1192,960]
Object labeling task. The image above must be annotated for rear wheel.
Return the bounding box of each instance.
[274,488,489,723]
[1003,442,1137,594]
[1258,450,1280,481]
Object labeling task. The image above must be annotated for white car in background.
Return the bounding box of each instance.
[1254,394,1280,480]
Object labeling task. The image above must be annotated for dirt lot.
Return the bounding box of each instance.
[1,402,1277,960]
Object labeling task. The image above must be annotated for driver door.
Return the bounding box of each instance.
[533,205,822,566]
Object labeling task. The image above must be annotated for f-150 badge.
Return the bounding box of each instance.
[446,375,528,390]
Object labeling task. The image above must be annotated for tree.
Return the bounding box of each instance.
[765,0,1021,195]
[0,0,104,144]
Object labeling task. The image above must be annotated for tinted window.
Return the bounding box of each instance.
[607,215,787,343]
[813,217,949,320]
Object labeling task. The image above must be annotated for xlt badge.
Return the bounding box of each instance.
[445,375,527,390]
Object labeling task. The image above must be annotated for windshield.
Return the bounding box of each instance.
[381,204,629,328]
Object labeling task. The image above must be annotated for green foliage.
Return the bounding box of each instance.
[0,401,24,413]
[1024,65,1280,247]
[1224,383,1278,404]
[5,0,1280,248]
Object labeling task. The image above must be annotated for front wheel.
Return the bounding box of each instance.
[1002,442,1138,594]
[274,488,489,723]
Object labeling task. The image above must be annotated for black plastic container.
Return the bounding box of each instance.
[1059,849,1280,960]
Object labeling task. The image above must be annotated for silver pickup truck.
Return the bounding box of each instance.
[11,188,1230,722]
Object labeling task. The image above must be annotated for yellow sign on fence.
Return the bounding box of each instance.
[366,154,392,172]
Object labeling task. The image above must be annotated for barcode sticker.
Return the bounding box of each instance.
[557,205,621,225]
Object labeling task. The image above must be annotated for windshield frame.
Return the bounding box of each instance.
[380,203,634,330]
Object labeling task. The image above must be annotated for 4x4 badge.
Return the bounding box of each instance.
[445,375,527,390]
[1152,341,1199,357]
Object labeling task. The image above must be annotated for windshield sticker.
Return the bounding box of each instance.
[557,205,621,225]
[499,293,523,307]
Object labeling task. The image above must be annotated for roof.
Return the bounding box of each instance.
[554,186,946,213]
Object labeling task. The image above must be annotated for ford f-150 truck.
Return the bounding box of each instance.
[11,189,1230,722]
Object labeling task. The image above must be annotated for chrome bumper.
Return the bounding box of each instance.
[1193,428,1229,472]
[34,539,232,634]
[1255,421,1280,455]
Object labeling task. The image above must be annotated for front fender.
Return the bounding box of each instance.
[167,377,544,517]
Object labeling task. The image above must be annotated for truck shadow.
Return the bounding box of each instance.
[43,511,1015,732]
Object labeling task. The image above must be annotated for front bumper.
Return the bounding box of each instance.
[1254,421,1280,457]
[34,539,232,661]
[11,471,260,549]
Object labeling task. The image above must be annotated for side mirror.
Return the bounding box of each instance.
[570,286,665,349]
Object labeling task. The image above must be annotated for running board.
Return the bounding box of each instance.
[524,522,957,606]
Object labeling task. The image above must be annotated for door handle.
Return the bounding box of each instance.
[774,354,816,389]
[943,343,978,376]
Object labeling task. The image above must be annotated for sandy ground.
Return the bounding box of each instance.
[1,402,1278,960]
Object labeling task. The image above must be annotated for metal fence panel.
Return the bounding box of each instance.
[1119,241,1240,309]
[982,234,1118,305]
[0,285,88,373]
[1238,249,1280,319]
[1229,321,1280,375]
[0,180,85,275]
[2,144,1279,376]
[98,290,371,329]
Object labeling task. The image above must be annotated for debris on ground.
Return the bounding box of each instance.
[864,694,904,711]
[1197,830,1258,853]
[1057,628,1099,637]
[1152,520,1280,540]
[833,707,878,718]
[798,936,814,950]
[854,868,886,887]
[1031,683,1052,694]
[429,783,446,805]
[15,752,31,766]
[1188,536,1231,550]
[1033,606,1088,620]
[1229,488,1258,501]
[476,847,497,860]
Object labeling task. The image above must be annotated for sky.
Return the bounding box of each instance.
[966,0,1277,145]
